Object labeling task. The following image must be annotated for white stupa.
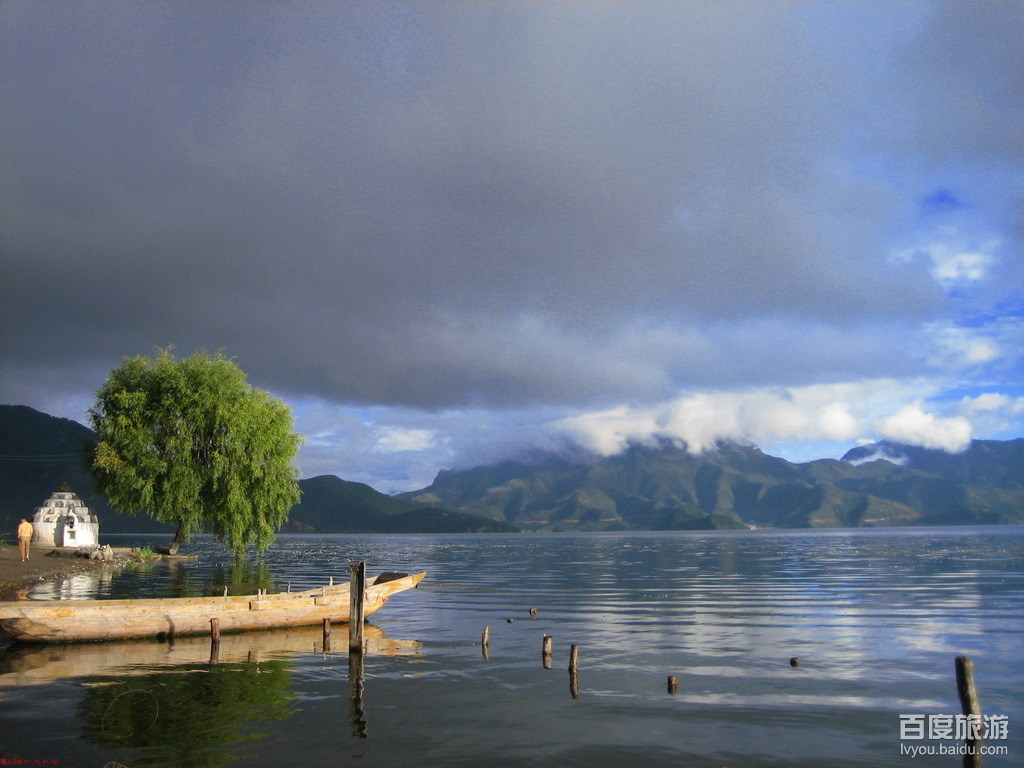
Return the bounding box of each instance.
[32,487,100,548]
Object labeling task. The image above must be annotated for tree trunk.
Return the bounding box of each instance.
[155,526,186,556]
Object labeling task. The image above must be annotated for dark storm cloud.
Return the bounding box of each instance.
[0,2,1016,416]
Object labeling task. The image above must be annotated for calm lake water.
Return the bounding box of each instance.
[1,528,1021,768]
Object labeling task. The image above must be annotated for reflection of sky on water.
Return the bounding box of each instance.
[5,528,1019,767]
[28,569,112,600]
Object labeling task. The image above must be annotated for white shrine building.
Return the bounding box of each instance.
[32,488,100,548]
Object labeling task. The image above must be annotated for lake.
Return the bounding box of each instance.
[1,527,1021,767]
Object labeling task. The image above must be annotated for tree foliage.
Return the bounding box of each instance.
[89,349,302,556]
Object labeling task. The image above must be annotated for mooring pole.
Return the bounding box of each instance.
[568,644,580,699]
[323,617,332,653]
[955,655,983,768]
[209,617,221,665]
[349,561,366,653]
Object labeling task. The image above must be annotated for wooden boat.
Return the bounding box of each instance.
[0,571,425,644]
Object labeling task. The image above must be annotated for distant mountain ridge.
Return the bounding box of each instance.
[0,404,167,533]
[2,404,1022,535]
[282,474,516,533]
[0,405,513,535]
[400,437,1024,530]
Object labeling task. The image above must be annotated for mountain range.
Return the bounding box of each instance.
[400,437,1024,530]
[2,404,1022,536]
[0,405,512,536]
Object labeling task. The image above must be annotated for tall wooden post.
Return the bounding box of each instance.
[349,561,366,653]
[955,655,983,768]
[210,617,220,642]
[568,644,580,699]
[209,618,220,665]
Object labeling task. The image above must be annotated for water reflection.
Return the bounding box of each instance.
[29,568,115,600]
[0,623,422,767]
[348,651,367,738]
[4,530,1021,767]
[80,656,295,767]
[0,624,421,687]
[143,557,277,598]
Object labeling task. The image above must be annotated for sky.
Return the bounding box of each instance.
[2,1,1022,493]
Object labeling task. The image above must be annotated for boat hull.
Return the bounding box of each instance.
[0,572,425,644]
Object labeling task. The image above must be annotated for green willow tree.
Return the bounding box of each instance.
[89,349,302,556]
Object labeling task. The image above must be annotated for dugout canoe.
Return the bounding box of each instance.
[0,571,425,644]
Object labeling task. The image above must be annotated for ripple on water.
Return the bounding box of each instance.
[7,528,1023,768]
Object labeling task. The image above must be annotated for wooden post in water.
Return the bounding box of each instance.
[568,644,580,698]
[955,655,983,768]
[348,563,368,734]
[667,675,679,694]
[481,626,490,659]
[542,635,553,669]
[349,561,366,653]
[323,617,332,653]
[209,618,220,665]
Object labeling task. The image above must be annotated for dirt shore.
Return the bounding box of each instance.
[0,543,124,600]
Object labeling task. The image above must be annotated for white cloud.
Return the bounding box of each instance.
[846,445,908,467]
[558,380,926,457]
[557,405,663,456]
[819,403,861,441]
[305,429,338,448]
[929,326,1000,368]
[878,402,972,452]
[954,392,1024,438]
[930,246,995,283]
[285,384,1020,493]
[922,309,1023,373]
[892,234,998,287]
[373,426,438,453]
[960,393,1010,413]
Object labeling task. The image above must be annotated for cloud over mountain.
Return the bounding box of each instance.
[2,2,1022,491]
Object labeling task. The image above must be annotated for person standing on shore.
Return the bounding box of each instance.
[17,518,34,561]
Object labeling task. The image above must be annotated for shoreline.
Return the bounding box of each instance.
[0,543,131,601]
